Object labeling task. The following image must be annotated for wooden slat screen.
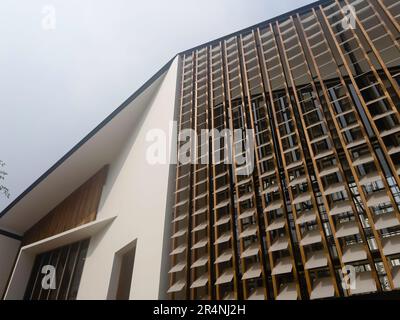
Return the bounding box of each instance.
[169,0,400,299]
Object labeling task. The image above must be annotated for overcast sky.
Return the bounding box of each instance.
[0,0,315,211]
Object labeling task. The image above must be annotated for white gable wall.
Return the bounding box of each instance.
[76,56,179,299]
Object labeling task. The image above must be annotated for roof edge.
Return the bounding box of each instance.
[178,0,331,56]
[0,55,176,218]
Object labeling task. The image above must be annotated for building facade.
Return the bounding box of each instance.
[168,0,400,300]
[0,58,180,300]
[1,0,400,300]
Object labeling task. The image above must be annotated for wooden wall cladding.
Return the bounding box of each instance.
[22,166,108,245]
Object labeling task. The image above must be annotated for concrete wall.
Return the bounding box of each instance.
[0,235,20,297]
[76,56,178,299]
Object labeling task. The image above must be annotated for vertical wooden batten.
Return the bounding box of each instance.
[22,165,109,246]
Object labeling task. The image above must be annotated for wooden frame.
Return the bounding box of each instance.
[168,0,400,299]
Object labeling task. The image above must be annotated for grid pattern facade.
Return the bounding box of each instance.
[168,0,400,300]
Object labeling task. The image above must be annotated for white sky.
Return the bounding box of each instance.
[0,0,315,212]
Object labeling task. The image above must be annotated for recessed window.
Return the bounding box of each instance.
[107,239,137,300]
[24,239,90,300]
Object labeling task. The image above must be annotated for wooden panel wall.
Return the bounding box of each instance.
[22,166,108,245]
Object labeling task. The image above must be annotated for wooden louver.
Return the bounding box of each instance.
[169,0,400,300]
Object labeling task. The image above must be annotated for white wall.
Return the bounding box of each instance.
[0,234,20,297]
[76,56,178,299]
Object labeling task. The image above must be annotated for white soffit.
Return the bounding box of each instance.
[21,216,116,255]
[0,60,174,235]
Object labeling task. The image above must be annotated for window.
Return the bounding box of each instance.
[107,239,137,300]
[24,239,90,300]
